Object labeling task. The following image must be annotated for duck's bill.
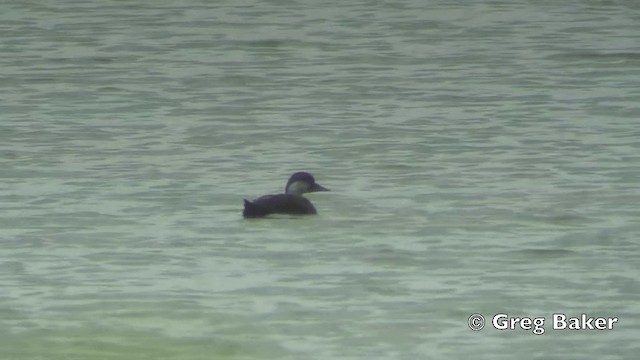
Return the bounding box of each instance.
[311,183,329,192]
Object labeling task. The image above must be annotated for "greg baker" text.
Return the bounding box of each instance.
[491,313,618,335]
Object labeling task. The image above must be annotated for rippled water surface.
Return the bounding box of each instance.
[2,1,639,359]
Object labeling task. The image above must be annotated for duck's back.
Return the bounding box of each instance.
[243,194,317,218]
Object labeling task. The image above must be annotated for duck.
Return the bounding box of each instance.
[243,172,329,218]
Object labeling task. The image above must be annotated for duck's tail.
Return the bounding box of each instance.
[243,199,268,218]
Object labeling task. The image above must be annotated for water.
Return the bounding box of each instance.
[1,0,639,359]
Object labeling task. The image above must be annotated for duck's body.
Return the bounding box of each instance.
[243,172,328,218]
[243,194,317,217]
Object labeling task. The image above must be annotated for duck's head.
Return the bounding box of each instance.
[285,172,329,196]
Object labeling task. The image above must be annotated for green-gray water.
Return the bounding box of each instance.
[2,1,639,359]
